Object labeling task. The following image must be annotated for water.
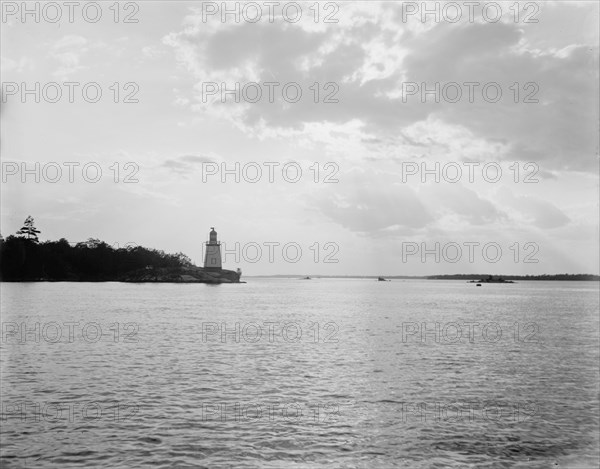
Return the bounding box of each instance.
[1,279,598,468]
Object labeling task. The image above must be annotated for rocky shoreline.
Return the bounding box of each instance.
[120,266,242,284]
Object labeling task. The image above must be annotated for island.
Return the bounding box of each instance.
[0,218,242,284]
[467,275,514,284]
[427,274,599,281]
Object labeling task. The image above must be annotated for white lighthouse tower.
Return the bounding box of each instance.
[204,227,222,271]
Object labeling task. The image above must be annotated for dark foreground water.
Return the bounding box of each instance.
[1,279,599,468]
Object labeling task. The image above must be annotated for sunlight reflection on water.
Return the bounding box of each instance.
[1,279,598,468]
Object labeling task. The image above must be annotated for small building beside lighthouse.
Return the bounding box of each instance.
[204,227,222,271]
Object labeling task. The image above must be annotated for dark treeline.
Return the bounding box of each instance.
[427,274,600,281]
[0,236,194,281]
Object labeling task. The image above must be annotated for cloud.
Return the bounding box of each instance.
[162,154,215,175]
[142,45,165,59]
[315,183,433,235]
[48,35,89,79]
[163,4,598,172]
[1,56,34,73]
[422,184,503,226]
[499,190,571,229]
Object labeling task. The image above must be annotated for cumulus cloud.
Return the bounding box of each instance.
[48,35,89,79]
[163,3,598,172]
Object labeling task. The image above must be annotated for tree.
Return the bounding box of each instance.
[16,216,41,242]
[77,238,103,249]
[175,252,193,267]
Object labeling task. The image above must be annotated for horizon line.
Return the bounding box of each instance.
[243,273,600,279]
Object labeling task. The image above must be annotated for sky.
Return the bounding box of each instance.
[1,1,599,276]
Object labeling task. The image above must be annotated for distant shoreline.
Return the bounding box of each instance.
[0,274,600,283]
[1,275,598,283]
[245,274,600,281]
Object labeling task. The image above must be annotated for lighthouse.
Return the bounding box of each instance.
[204,227,222,271]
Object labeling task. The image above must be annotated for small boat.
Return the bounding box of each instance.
[301,276,311,280]
[377,277,389,282]
[476,283,482,286]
